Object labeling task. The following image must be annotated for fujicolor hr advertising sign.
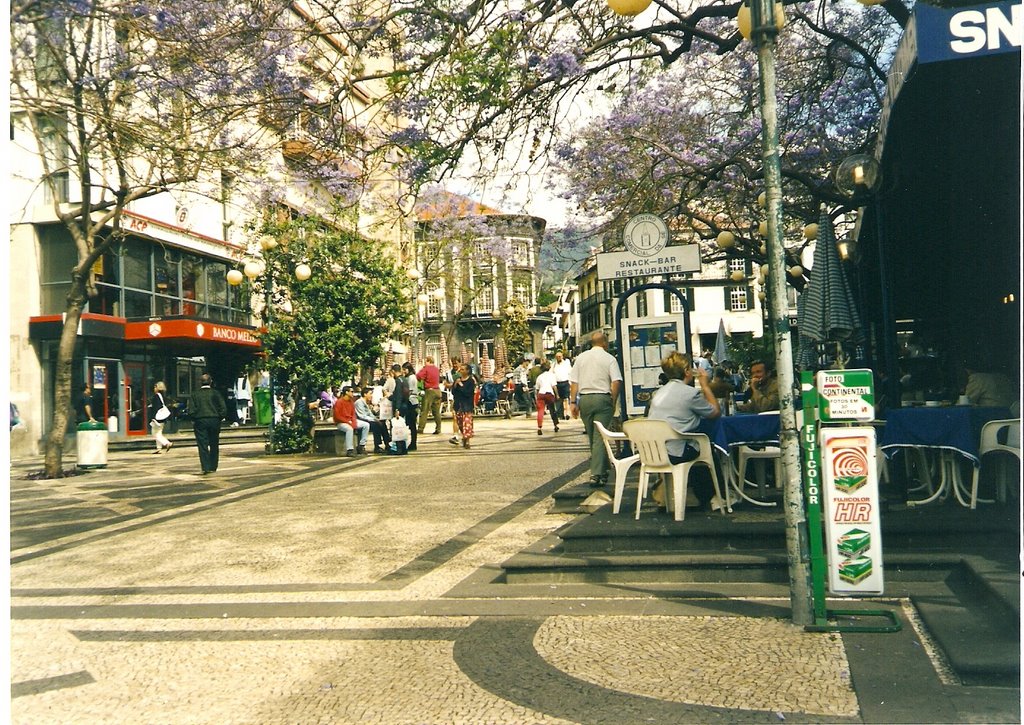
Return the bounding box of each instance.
[820,427,884,595]
[915,0,1022,65]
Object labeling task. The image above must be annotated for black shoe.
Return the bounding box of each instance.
[432,429,441,435]
[537,429,543,435]
[373,447,384,454]
[346,449,356,457]
[554,425,560,432]
[357,445,367,454]
[589,476,606,487]
[449,436,459,445]
[407,445,417,451]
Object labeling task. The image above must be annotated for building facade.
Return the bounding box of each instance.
[412,194,550,374]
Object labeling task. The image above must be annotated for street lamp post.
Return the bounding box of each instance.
[405,267,445,367]
[228,234,313,446]
[608,0,812,624]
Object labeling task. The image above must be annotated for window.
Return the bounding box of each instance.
[729,286,752,312]
[425,284,443,318]
[34,15,66,84]
[39,225,75,314]
[636,292,648,317]
[512,271,533,309]
[38,115,69,203]
[727,257,746,274]
[122,239,152,291]
[511,239,530,266]
[664,288,693,313]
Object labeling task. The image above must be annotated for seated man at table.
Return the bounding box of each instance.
[963,364,1017,410]
[736,360,779,413]
[646,351,722,510]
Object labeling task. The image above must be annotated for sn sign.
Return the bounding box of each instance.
[949,3,1022,54]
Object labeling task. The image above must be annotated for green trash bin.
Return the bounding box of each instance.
[76,420,109,468]
[252,387,272,425]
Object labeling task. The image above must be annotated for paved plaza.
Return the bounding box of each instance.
[8,417,1020,724]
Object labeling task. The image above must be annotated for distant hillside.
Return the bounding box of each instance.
[538,226,601,288]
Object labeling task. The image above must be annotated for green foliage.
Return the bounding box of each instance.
[253,215,405,391]
[269,418,314,454]
[501,298,532,362]
[728,335,776,373]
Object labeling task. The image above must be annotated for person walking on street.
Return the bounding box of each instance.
[75,383,96,424]
[569,331,622,487]
[451,363,476,449]
[416,356,443,435]
[534,361,560,434]
[148,381,173,454]
[187,373,226,475]
[553,351,572,421]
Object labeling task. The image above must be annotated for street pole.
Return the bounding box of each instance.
[750,0,814,625]
[265,264,275,444]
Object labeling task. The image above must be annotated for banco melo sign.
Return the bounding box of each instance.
[916,0,1022,64]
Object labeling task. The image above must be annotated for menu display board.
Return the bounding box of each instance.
[621,316,685,416]
[820,426,884,595]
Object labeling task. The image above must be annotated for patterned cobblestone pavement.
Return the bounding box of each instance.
[7,417,1018,724]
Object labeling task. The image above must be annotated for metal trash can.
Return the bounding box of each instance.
[76,420,109,468]
[252,388,272,425]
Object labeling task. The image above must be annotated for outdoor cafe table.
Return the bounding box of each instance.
[698,413,781,505]
[879,405,1011,507]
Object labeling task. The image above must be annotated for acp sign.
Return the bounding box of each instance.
[916,0,1022,64]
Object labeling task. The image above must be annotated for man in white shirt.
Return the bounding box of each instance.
[569,331,623,487]
[552,350,573,421]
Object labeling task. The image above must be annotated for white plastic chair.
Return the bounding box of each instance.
[969,418,1021,509]
[594,421,641,514]
[623,419,725,521]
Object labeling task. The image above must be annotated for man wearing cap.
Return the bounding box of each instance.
[569,331,623,487]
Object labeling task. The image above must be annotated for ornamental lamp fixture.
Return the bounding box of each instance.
[259,234,278,252]
[788,265,804,277]
[737,1,785,40]
[730,270,746,282]
[243,260,263,280]
[606,0,653,16]
[716,231,736,249]
[757,191,767,208]
[226,269,244,286]
[294,263,312,281]
[758,220,769,237]
[416,292,430,306]
[802,223,819,241]
[406,268,423,281]
[431,287,446,300]
[836,154,881,198]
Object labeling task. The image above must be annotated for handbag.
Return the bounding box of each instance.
[153,393,171,422]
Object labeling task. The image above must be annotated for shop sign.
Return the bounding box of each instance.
[820,427,884,595]
[816,369,874,422]
[916,0,1022,64]
[596,246,701,280]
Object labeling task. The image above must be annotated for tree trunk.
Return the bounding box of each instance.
[43,291,87,478]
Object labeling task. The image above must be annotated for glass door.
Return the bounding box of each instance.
[123,361,147,436]
[86,359,126,436]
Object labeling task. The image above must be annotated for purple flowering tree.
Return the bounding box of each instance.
[551,4,895,277]
[9,0,377,476]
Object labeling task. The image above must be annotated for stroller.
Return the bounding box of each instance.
[478,381,502,415]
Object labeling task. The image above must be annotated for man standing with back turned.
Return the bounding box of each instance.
[569,331,623,487]
[187,373,226,475]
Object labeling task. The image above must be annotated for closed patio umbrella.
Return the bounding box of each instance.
[797,211,863,370]
[714,318,729,364]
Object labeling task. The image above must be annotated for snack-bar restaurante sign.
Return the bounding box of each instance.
[596,246,702,281]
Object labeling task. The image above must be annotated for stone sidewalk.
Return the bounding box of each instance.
[8,417,1020,724]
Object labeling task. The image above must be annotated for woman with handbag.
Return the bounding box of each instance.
[149,381,173,454]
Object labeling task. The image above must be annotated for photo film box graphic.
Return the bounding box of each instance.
[837,528,871,558]
[838,556,873,585]
[820,427,884,595]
